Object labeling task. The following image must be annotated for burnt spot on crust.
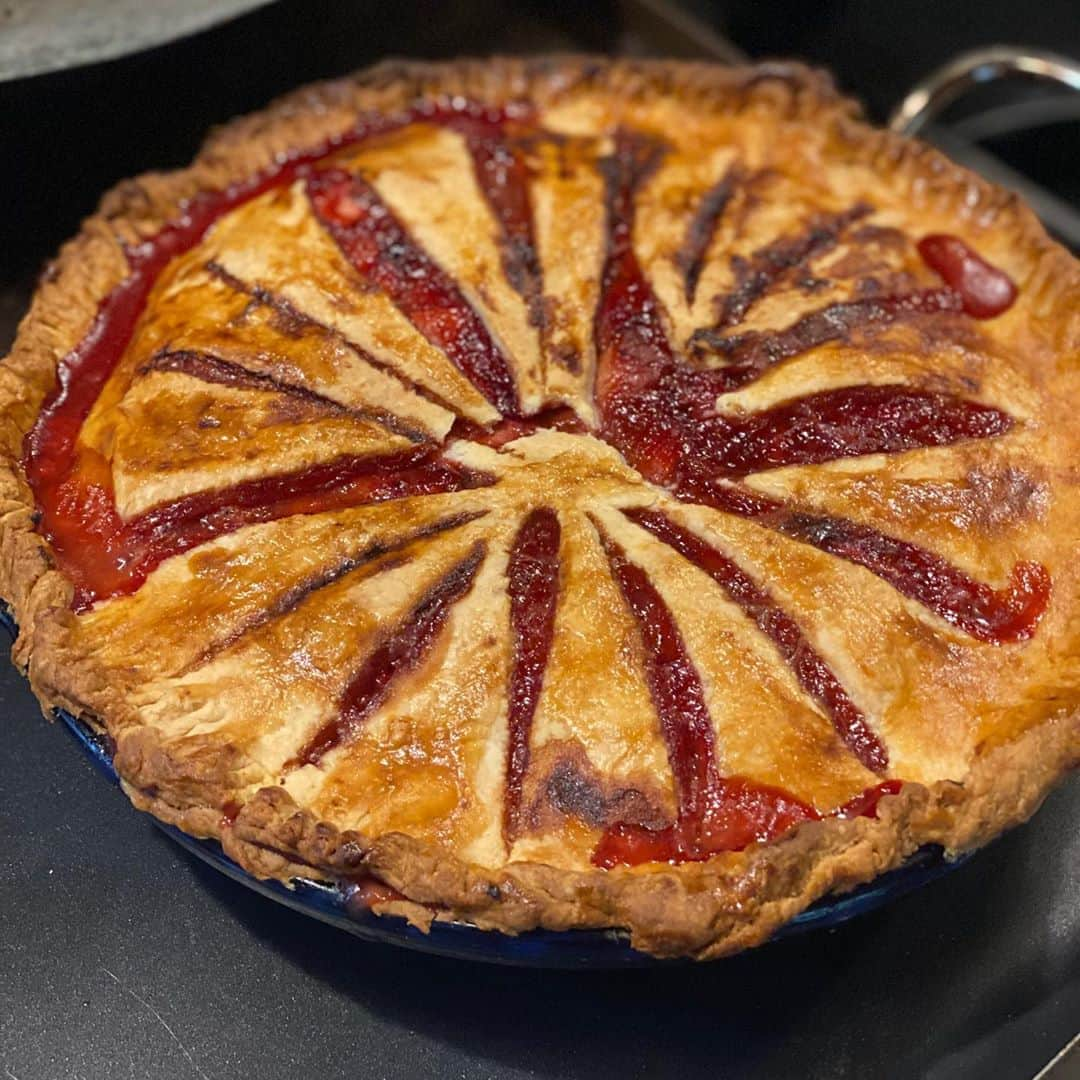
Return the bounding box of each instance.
[145,349,345,405]
[500,230,545,329]
[887,467,1050,534]
[713,203,872,328]
[547,759,669,829]
[525,741,672,835]
[215,269,318,341]
[817,465,1049,539]
[690,288,964,376]
[271,393,348,427]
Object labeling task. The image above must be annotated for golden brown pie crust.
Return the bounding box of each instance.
[1,56,1078,958]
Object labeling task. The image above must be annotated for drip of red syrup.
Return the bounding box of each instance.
[345,881,406,907]
[917,234,1018,319]
[503,508,562,844]
[344,876,410,914]
[343,876,444,919]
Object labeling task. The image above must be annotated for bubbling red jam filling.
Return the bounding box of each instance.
[504,507,562,843]
[307,168,520,417]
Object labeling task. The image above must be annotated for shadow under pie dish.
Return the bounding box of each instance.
[2,56,1078,961]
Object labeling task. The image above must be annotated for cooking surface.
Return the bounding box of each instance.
[1,3,1078,1076]
[2,658,1077,1079]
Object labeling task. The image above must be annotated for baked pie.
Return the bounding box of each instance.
[2,56,1078,958]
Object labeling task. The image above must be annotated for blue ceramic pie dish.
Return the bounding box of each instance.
[3,607,964,967]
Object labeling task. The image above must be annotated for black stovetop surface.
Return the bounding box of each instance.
[1,4,1077,1078]
[3,652,1077,1080]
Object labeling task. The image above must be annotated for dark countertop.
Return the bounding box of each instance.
[1,5,1078,1077]
[1,653,1077,1080]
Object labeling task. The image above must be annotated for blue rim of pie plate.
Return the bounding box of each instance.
[3,606,966,967]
